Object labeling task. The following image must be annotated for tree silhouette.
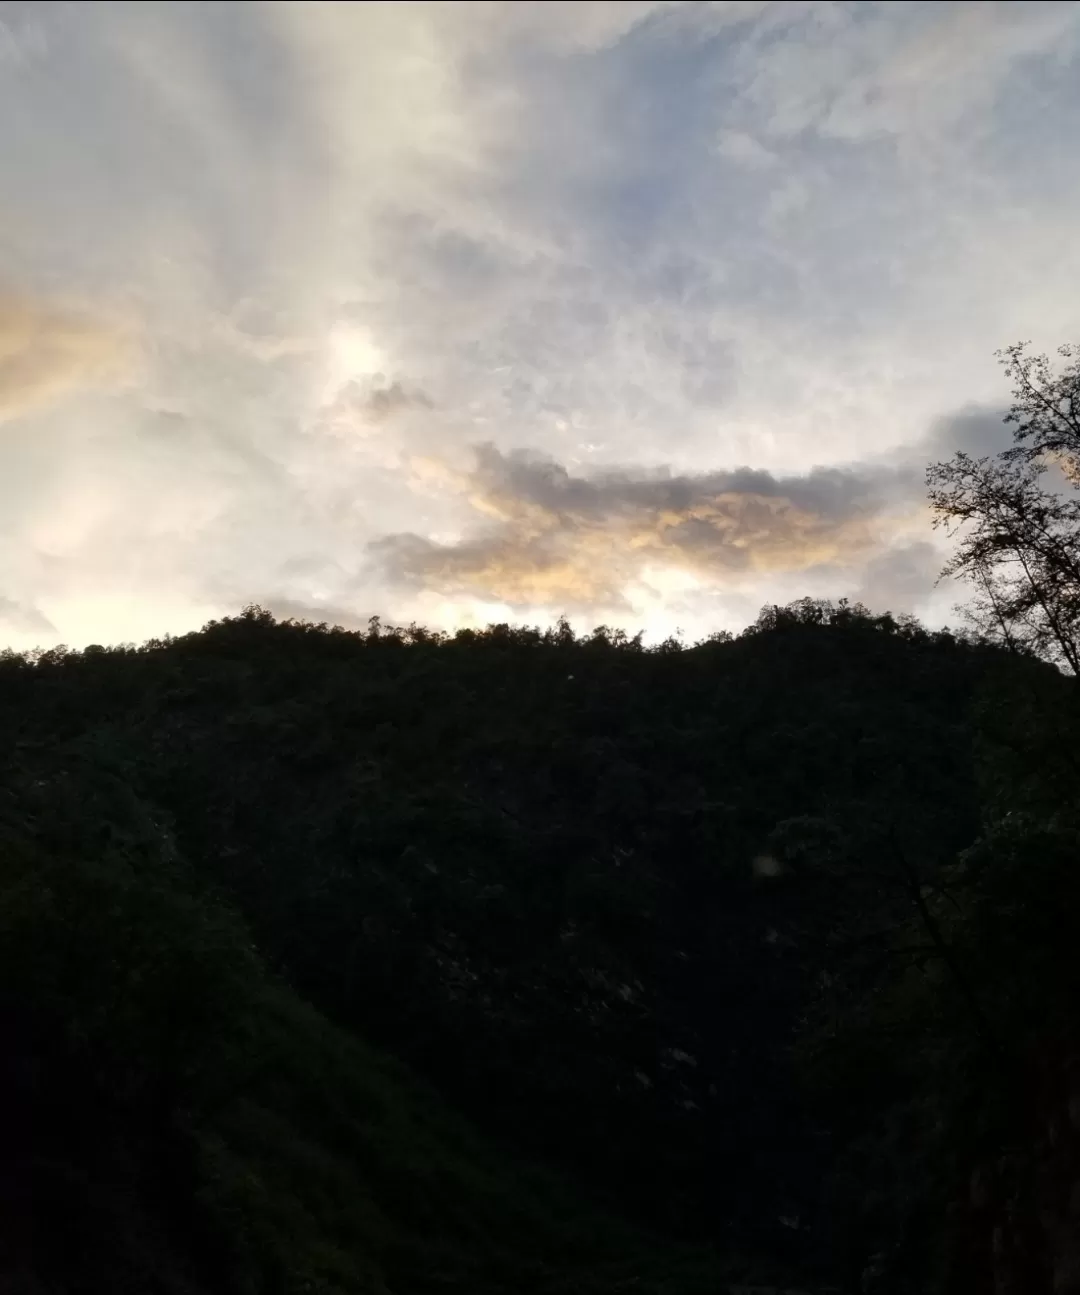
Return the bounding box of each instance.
[928,342,1080,671]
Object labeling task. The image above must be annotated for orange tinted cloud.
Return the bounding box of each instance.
[0,294,129,421]
[371,443,918,609]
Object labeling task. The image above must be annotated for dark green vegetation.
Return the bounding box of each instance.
[0,655,777,1295]
[4,343,1080,1293]
[0,599,1068,1294]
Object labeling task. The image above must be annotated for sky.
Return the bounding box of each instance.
[2,0,1080,649]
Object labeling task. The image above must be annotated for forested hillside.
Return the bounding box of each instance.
[0,595,1068,1294]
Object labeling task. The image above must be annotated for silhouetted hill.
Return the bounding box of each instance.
[3,598,1072,1292]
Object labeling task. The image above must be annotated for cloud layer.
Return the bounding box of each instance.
[0,1,1078,646]
[373,443,920,611]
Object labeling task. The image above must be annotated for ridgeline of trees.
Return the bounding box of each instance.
[2,343,1080,1294]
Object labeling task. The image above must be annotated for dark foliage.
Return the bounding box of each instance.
[0,719,761,1295]
[1,592,1038,1292]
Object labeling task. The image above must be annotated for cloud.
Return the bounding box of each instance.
[735,2,1080,145]
[362,380,433,422]
[716,128,776,169]
[257,594,374,632]
[0,7,47,65]
[479,1,677,54]
[323,378,433,430]
[923,405,1015,460]
[0,595,56,637]
[852,541,943,615]
[371,442,919,610]
[0,295,129,422]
